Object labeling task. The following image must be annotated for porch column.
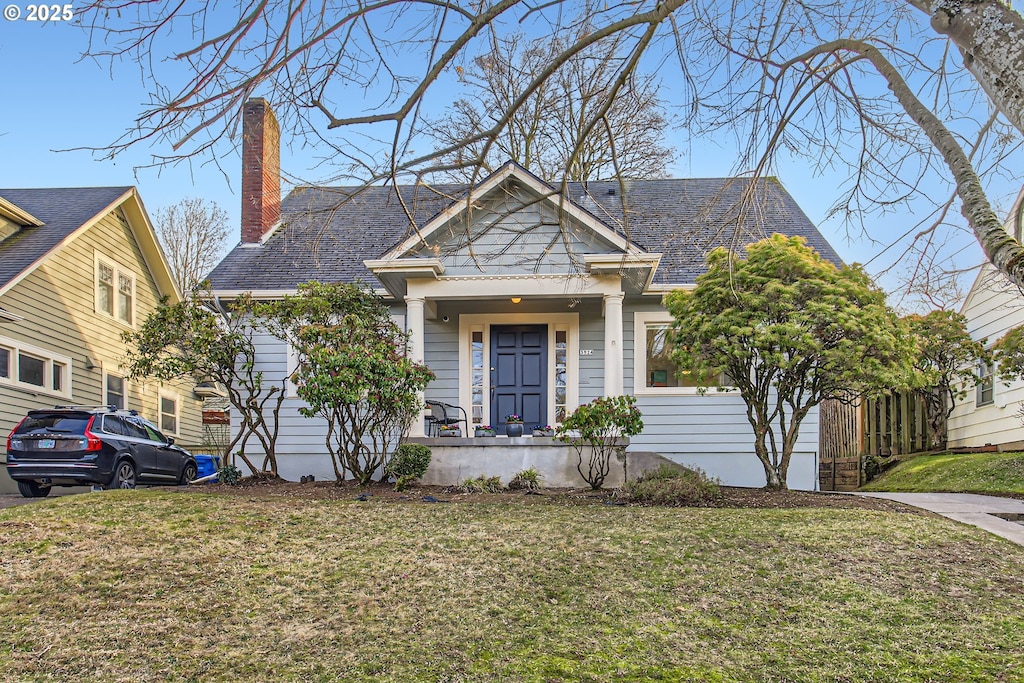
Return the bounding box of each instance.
[406,295,427,437]
[603,292,624,396]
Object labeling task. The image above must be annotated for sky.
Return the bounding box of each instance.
[0,5,1015,309]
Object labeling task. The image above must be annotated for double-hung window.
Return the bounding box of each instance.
[95,253,135,326]
[159,391,179,435]
[105,373,126,410]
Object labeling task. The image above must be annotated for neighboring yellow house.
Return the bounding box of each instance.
[0,187,204,494]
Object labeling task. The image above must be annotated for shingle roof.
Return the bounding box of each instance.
[207,175,842,291]
[0,187,132,291]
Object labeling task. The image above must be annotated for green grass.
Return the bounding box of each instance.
[1,490,1024,681]
[861,451,1024,494]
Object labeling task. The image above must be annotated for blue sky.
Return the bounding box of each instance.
[0,7,1012,307]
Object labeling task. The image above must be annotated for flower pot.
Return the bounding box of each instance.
[505,422,524,437]
[532,429,554,437]
[474,429,495,437]
[440,429,461,438]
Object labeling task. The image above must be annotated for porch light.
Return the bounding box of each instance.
[511,297,522,304]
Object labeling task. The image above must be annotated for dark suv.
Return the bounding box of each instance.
[6,406,198,498]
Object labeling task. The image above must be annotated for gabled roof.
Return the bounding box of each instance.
[0,187,180,301]
[208,169,842,292]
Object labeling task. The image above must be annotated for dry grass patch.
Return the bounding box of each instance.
[0,490,1022,682]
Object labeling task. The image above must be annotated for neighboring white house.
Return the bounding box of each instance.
[207,99,848,490]
[948,189,1024,451]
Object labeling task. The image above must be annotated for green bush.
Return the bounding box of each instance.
[460,475,504,494]
[621,465,722,507]
[507,467,543,491]
[386,443,432,491]
[218,464,243,486]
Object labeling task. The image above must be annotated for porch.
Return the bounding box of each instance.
[407,436,673,488]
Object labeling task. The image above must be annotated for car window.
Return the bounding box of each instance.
[16,415,90,435]
[122,417,151,440]
[142,423,168,443]
[101,415,129,436]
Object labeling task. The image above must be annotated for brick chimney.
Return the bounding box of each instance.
[241,98,281,244]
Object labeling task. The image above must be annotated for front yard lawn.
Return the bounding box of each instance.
[1,490,1022,682]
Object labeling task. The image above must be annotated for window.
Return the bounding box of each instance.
[18,352,44,387]
[554,329,568,423]
[160,392,179,435]
[52,361,65,392]
[105,373,126,409]
[95,254,135,325]
[97,263,114,316]
[471,330,484,424]
[0,335,71,397]
[633,312,729,394]
[977,361,994,407]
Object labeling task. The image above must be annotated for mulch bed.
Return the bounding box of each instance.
[200,475,916,513]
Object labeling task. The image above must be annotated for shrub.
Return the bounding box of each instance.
[620,465,722,507]
[218,464,243,486]
[460,475,504,493]
[386,443,432,491]
[507,467,543,491]
[557,395,643,490]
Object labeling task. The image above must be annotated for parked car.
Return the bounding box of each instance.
[5,405,198,498]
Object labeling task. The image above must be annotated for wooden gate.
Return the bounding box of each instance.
[819,397,862,491]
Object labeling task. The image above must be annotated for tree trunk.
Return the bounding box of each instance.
[907,0,1024,137]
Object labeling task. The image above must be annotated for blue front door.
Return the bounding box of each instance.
[491,325,547,429]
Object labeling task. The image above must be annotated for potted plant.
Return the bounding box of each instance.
[504,414,524,437]
[439,424,462,438]
[474,424,496,437]
[532,424,554,437]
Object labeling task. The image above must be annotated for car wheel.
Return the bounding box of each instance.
[180,461,198,485]
[16,481,51,498]
[107,460,137,490]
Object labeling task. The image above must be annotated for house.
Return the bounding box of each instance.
[0,186,205,494]
[208,99,845,490]
[948,189,1024,451]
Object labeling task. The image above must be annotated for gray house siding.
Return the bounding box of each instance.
[237,295,819,489]
[623,298,819,490]
[423,317,459,406]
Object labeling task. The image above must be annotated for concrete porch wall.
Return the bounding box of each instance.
[410,436,676,488]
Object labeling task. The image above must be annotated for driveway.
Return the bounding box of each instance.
[856,492,1024,546]
[0,487,89,510]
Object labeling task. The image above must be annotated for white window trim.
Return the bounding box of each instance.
[94,251,137,328]
[976,360,995,408]
[458,312,580,429]
[633,311,733,396]
[103,371,129,410]
[0,334,72,399]
[158,389,180,436]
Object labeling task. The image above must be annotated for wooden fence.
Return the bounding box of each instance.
[818,391,931,491]
[862,391,929,456]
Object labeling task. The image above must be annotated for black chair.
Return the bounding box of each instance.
[425,400,468,436]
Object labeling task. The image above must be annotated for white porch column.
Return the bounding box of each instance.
[603,292,624,396]
[406,295,427,437]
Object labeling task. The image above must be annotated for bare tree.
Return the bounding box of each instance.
[428,31,674,182]
[75,1,1024,289]
[154,198,230,292]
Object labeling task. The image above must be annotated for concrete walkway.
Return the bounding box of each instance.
[856,492,1024,546]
